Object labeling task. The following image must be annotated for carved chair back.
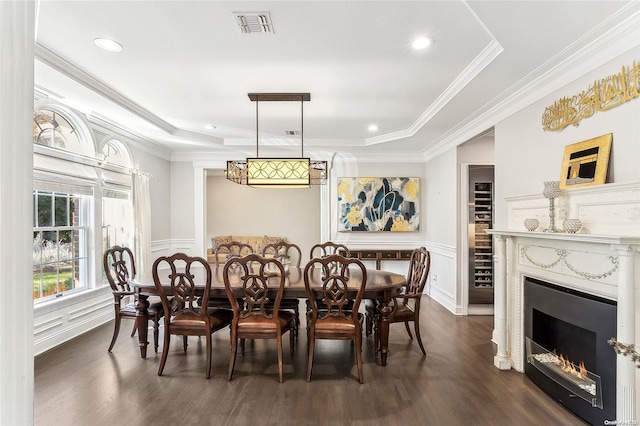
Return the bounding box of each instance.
[104,245,136,294]
[304,254,366,321]
[152,253,212,322]
[262,242,302,267]
[223,253,287,321]
[214,241,254,267]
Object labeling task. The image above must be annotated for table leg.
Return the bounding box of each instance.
[135,294,150,358]
[378,300,392,366]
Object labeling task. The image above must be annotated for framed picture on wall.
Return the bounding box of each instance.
[559,133,612,190]
[337,177,419,232]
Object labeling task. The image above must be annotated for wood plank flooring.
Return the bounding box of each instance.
[35,297,587,425]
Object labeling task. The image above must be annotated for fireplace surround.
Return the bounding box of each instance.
[524,277,617,424]
[485,181,640,424]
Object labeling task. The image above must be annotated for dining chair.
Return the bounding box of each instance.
[223,253,295,383]
[208,241,255,309]
[309,241,350,260]
[152,252,233,379]
[307,241,352,314]
[104,245,164,353]
[214,241,254,267]
[365,247,431,356]
[262,242,303,335]
[304,254,367,383]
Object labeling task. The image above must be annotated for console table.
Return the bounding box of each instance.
[341,248,413,270]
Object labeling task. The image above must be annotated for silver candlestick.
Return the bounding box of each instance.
[542,181,562,233]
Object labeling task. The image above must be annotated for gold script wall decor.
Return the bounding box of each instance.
[542,60,640,131]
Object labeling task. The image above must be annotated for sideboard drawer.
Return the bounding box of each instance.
[380,251,398,259]
[359,251,378,259]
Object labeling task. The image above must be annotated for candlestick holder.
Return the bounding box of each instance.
[542,181,562,233]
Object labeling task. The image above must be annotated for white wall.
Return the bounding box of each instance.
[423,149,458,312]
[494,47,640,228]
[169,161,194,240]
[131,145,171,242]
[206,175,321,258]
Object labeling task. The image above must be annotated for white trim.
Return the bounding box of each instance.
[423,4,640,161]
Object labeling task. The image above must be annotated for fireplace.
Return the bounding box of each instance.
[486,182,640,423]
[524,277,617,424]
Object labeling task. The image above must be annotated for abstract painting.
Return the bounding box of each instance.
[337,177,419,232]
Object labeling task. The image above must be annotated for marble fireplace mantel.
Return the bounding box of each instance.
[485,228,640,422]
[486,182,640,421]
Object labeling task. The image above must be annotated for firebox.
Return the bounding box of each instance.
[524,277,617,425]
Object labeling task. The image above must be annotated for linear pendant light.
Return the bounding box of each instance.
[226,93,327,188]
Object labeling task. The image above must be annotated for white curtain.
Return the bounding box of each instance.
[132,172,152,275]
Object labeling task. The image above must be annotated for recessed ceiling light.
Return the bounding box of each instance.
[94,38,123,52]
[412,36,434,50]
[368,124,378,132]
[205,124,217,130]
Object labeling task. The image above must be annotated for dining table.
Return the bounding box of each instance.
[129,264,406,366]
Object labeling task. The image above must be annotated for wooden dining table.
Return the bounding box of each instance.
[129,265,406,366]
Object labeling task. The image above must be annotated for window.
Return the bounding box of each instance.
[33,109,94,157]
[32,105,134,302]
[33,190,88,300]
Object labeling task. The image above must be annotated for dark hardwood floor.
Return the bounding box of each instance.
[35,297,587,425]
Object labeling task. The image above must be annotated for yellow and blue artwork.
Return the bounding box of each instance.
[337,177,419,232]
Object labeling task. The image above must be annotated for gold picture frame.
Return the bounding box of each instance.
[560,133,612,190]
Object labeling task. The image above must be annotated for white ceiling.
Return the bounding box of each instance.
[33,1,639,159]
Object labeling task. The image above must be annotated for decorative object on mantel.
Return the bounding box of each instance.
[608,338,640,368]
[563,218,582,234]
[524,218,539,232]
[542,181,562,233]
[542,59,640,131]
[337,177,419,232]
[559,133,612,190]
[226,93,327,188]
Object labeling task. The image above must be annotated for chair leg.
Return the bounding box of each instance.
[205,333,212,379]
[289,328,295,356]
[108,313,122,352]
[365,315,372,336]
[158,332,170,376]
[153,316,160,353]
[306,331,315,382]
[183,335,188,352]
[373,316,380,359]
[130,321,137,337]
[277,334,284,383]
[414,320,426,355]
[228,335,238,381]
[355,331,364,384]
[404,321,413,340]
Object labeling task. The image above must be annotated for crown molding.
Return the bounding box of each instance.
[173,149,424,165]
[422,2,640,161]
[366,39,504,146]
[86,113,172,161]
[35,43,178,135]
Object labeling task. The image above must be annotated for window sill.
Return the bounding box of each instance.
[34,286,112,316]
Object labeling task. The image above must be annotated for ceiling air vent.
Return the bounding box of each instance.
[233,12,274,34]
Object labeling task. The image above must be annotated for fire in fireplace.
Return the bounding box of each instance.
[524,277,617,425]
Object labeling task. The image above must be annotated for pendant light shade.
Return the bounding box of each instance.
[226,93,327,188]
